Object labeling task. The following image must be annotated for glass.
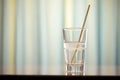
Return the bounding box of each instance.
[63,28,88,75]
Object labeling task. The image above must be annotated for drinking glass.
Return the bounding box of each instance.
[63,28,88,75]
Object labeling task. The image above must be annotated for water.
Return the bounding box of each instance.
[64,42,86,75]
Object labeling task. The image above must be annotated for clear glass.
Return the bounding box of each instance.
[63,28,88,76]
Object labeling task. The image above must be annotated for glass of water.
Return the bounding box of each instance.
[63,28,88,76]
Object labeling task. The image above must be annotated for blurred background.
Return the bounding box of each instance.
[0,0,120,75]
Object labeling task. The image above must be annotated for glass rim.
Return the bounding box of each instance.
[63,28,88,31]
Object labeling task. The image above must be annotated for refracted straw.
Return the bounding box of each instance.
[70,4,91,63]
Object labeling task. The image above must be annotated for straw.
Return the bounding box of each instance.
[70,4,91,63]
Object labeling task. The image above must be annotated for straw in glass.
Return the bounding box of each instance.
[70,4,90,63]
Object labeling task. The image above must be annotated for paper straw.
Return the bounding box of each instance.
[70,4,91,63]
